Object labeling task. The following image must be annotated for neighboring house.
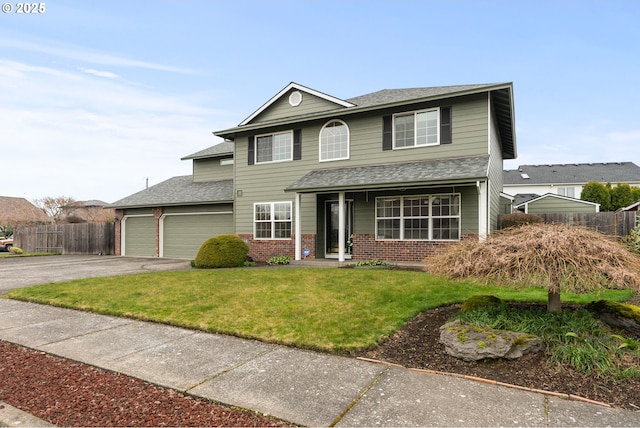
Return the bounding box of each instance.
[513,193,600,215]
[503,162,640,199]
[0,196,50,231]
[111,82,516,262]
[64,200,116,223]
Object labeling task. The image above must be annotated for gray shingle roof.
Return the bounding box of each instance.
[345,84,501,108]
[181,141,234,160]
[504,162,640,185]
[108,176,233,208]
[286,156,489,192]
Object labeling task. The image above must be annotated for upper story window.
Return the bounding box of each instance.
[557,187,575,198]
[256,131,293,164]
[394,108,439,148]
[319,120,349,162]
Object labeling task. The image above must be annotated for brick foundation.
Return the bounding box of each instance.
[350,233,476,262]
[240,234,316,262]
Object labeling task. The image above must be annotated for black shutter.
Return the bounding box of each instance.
[247,136,255,165]
[293,129,302,160]
[440,107,452,145]
[382,115,392,151]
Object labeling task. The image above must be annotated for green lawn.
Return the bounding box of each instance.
[5,268,634,353]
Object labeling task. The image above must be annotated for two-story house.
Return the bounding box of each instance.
[111,82,516,262]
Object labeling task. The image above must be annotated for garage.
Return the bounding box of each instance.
[122,215,156,257]
[161,212,233,259]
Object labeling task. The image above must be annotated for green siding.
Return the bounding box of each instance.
[526,197,598,214]
[123,215,155,257]
[487,104,504,232]
[234,94,490,236]
[193,158,234,182]
[162,212,233,259]
[164,204,233,215]
[252,89,347,124]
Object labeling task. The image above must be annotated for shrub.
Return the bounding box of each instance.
[194,235,248,269]
[9,246,23,255]
[266,255,291,265]
[355,259,389,267]
[621,224,640,255]
[499,212,543,229]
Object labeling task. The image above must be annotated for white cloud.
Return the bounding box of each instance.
[0,37,198,75]
[80,68,120,79]
[0,59,228,203]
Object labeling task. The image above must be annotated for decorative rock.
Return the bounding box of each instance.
[439,320,542,362]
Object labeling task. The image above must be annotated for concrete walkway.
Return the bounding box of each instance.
[1,299,639,427]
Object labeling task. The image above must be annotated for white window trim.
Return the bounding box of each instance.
[253,201,293,240]
[392,107,440,149]
[319,119,350,162]
[375,194,461,241]
[255,130,294,164]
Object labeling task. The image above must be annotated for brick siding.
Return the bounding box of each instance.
[240,234,316,262]
[350,233,476,262]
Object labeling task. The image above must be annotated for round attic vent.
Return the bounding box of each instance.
[289,91,303,106]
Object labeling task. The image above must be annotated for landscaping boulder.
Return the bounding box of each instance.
[439,320,542,362]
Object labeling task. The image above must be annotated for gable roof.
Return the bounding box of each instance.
[513,193,600,209]
[504,162,640,185]
[181,141,234,160]
[0,196,50,225]
[215,82,515,159]
[108,176,233,209]
[286,155,489,193]
[239,82,356,126]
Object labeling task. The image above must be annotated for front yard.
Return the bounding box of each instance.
[5,267,632,352]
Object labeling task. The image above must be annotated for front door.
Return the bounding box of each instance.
[325,200,353,258]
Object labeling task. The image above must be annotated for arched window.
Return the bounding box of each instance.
[319,120,349,162]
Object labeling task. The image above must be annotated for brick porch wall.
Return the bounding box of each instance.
[239,234,316,262]
[351,233,477,262]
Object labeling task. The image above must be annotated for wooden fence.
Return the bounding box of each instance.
[15,222,115,255]
[498,211,638,238]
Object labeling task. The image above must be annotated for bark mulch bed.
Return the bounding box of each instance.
[0,341,294,427]
[357,300,640,412]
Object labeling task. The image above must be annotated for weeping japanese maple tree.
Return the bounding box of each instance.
[426,223,640,312]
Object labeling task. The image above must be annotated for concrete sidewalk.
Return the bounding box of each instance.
[0,299,639,427]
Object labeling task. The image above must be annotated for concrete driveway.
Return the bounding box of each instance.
[0,255,192,295]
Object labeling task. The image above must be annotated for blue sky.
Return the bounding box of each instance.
[1,0,638,203]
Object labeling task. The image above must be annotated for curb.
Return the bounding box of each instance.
[0,402,54,427]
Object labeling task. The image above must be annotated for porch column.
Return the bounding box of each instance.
[477,180,488,241]
[295,192,301,261]
[338,191,345,262]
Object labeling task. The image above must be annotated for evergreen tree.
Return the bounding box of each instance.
[580,181,611,211]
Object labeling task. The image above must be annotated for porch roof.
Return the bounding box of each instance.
[285,155,490,193]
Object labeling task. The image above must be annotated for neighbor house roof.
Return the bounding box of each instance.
[504,162,640,185]
[286,155,489,193]
[216,82,515,160]
[181,141,234,160]
[513,193,600,209]
[0,196,50,225]
[108,177,233,209]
